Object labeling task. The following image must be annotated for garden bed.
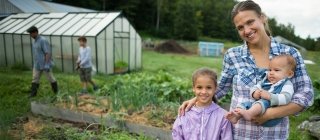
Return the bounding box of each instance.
[31,100,173,140]
[53,94,175,129]
[6,113,153,139]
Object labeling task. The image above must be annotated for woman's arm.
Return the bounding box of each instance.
[253,102,303,124]
[255,47,314,124]
[178,97,196,116]
[215,51,235,99]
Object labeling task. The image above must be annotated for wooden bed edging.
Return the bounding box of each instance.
[31,102,172,140]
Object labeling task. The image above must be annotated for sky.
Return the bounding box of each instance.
[238,0,320,39]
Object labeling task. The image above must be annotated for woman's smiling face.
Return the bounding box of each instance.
[233,10,266,45]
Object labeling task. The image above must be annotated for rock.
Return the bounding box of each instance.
[299,119,320,139]
[309,115,320,122]
[309,121,320,139]
[298,120,310,130]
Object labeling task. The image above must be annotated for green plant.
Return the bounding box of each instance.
[310,79,320,111]
[0,70,30,132]
[289,110,319,140]
[38,126,67,140]
[115,61,128,69]
[38,125,152,140]
[10,63,30,71]
[100,71,193,113]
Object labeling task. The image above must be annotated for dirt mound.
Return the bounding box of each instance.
[154,40,189,54]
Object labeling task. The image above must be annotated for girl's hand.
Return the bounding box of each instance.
[178,97,196,116]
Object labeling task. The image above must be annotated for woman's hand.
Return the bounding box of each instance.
[178,97,197,116]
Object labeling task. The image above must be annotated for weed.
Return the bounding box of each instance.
[10,63,30,71]
[100,71,194,113]
[310,79,320,111]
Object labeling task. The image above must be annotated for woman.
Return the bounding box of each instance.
[178,0,313,139]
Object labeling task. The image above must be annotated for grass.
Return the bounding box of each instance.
[142,49,223,77]
[1,47,320,139]
[0,68,114,139]
[0,69,31,130]
[38,125,152,140]
[304,51,320,82]
[289,111,320,140]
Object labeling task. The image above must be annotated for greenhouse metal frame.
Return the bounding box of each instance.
[0,12,142,74]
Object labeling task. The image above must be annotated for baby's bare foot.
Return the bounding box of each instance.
[238,109,255,121]
[225,110,242,124]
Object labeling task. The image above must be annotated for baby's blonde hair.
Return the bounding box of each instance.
[272,54,296,72]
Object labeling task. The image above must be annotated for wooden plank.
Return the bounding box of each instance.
[31,102,172,140]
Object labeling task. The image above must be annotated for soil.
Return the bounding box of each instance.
[124,106,175,130]
[7,113,103,139]
[54,94,174,130]
[154,40,190,54]
[8,114,43,139]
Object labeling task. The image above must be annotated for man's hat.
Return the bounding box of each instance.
[26,26,38,33]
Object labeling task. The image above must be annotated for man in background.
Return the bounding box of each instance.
[27,26,58,97]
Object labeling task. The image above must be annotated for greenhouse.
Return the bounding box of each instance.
[0,12,142,74]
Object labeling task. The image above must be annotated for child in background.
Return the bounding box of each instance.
[226,54,296,127]
[172,68,232,140]
[77,36,98,94]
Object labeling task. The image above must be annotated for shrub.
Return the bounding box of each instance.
[310,79,320,111]
[115,61,128,69]
[99,71,193,112]
[10,63,30,71]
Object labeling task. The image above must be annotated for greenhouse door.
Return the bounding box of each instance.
[114,34,129,73]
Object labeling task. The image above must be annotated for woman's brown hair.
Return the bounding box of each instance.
[231,0,272,36]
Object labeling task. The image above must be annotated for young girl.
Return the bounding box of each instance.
[172,68,232,140]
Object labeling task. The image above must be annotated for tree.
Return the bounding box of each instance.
[174,0,201,40]
[303,36,316,51]
[268,17,318,51]
[201,0,237,40]
[315,37,320,51]
[50,0,318,50]
[153,0,178,37]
